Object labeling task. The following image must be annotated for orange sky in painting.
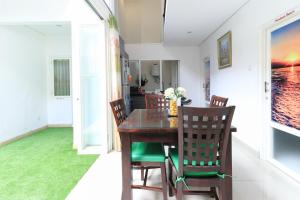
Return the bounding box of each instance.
[272,20,300,66]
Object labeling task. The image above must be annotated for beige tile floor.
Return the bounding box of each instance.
[66,140,300,200]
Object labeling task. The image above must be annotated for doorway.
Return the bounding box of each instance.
[262,12,300,182]
[203,57,211,105]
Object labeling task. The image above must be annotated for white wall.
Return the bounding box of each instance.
[46,35,72,125]
[0,0,108,150]
[198,0,300,151]
[126,43,203,106]
[0,26,47,143]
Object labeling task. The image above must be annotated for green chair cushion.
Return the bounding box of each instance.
[169,148,219,177]
[131,142,165,163]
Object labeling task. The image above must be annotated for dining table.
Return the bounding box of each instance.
[118,109,237,200]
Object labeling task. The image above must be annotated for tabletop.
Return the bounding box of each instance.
[118,109,178,133]
[118,109,237,133]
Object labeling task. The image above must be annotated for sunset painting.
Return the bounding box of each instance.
[271,19,300,130]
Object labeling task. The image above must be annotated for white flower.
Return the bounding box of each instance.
[165,87,187,100]
[164,88,175,100]
[176,87,186,98]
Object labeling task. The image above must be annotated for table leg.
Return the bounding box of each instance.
[120,133,132,200]
[225,131,233,200]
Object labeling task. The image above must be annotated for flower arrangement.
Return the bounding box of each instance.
[164,87,187,116]
[164,87,186,100]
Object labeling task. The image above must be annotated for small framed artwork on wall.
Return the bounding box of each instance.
[217,31,232,69]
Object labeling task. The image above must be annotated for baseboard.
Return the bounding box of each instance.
[0,125,48,147]
[47,124,73,128]
[0,124,73,147]
[232,135,260,158]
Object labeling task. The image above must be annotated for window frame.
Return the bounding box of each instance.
[51,57,72,98]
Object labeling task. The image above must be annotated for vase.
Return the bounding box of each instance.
[169,117,177,128]
[169,99,178,117]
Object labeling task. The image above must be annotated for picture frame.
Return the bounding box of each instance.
[217,31,232,69]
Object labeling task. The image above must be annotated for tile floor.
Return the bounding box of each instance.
[66,139,300,200]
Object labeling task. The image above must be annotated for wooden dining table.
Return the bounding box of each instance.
[118,109,237,200]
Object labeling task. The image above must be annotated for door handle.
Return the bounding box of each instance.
[265,81,269,93]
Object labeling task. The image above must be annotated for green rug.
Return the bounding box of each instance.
[0,128,98,200]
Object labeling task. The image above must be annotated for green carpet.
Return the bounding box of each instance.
[0,128,98,200]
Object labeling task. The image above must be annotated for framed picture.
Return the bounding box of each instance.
[271,18,300,130]
[217,31,232,69]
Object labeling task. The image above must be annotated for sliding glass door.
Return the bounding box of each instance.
[73,20,108,154]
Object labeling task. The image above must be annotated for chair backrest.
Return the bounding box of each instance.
[210,95,228,107]
[177,106,235,175]
[145,94,169,109]
[110,99,127,126]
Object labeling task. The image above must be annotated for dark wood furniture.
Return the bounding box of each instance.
[118,109,237,200]
[111,100,168,200]
[130,94,146,111]
[145,94,169,109]
[168,106,235,200]
[210,95,228,107]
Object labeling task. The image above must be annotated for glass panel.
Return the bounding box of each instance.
[162,60,178,91]
[129,60,140,87]
[53,59,70,96]
[204,60,210,101]
[273,128,300,175]
[79,25,104,146]
[141,60,161,92]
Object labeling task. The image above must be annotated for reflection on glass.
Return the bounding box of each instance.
[162,60,178,91]
[141,60,160,92]
[129,60,139,87]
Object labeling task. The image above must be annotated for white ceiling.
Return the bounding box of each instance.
[163,0,250,45]
[25,23,71,36]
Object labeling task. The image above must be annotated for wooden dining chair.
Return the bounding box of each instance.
[210,95,228,107]
[168,106,235,200]
[145,94,169,109]
[110,99,168,199]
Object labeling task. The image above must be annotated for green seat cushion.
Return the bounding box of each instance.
[169,148,219,177]
[131,142,165,163]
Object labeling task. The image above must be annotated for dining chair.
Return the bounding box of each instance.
[145,94,169,109]
[110,99,168,199]
[168,106,235,200]
[210,95,228,107]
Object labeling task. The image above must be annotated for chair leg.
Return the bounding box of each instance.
[160,163,168,200]
[210,187,216,198]
[143,168,149,186]
[141,167,144,180]
[176,181,183,200]
[219,183,226,200]
[168,160,174,197]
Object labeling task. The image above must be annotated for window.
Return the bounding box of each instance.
[53,59,71,96]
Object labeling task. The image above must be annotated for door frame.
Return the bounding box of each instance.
[259,8,300,182]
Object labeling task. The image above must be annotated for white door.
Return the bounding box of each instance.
[262,13,300,181]
[73,21,108,154]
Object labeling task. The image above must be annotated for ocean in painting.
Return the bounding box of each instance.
[271,66,300,130]
[271,18,300,130]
